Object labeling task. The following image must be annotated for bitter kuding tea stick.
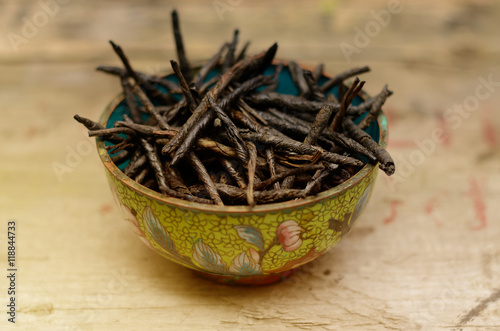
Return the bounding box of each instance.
[304,104,334,146]
[109,40,141,84]
[288,61,309,97]
[170,60,198,113]
[208,95,249,165]
[194,43,227,89]
[171,9,192,83]
[312,63,324,82]
[119,76,143,123]
[246,141,257,206]
[320,65,371,93]
[303,70,326,102]
[343,118,395,175]
[132,86,170,130]
[124,154,147,178]
[189,152,224,205]
[110,149,131,164]
[97,65,179,92]
[223,29,239,73]
[74,115,125,144]
[357,85,392,130]
[265,148,280,190]
[235,41,251,63]
[254,163,324,191]
[239,130,363,167]
[221,158,247,189]
[330,78,365,132]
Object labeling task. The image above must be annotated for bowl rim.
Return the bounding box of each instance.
[96,64,389,214]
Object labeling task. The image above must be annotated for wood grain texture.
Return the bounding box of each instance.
[1,0,500,330]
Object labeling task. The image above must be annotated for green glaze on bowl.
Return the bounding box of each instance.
[96,64,388,285]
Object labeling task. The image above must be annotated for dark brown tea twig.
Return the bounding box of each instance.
[288,61,309,97]
[246,142,257,206]
[74,115,125,143]
[134,167,150,184]
[357,85,392,130]
[343,118,395,175]
[239,130,363,167]
[304,104,334,146]
[105,141,135,155]
[194,43,227,89]
[120,75,143,123]
[132,86,170,130]
[170,60,198,113]
[245,91,374,116]
[88,127,136,137]
[109,40,141,84]
[211,184,306,204]
[140,137,169,194]
[303,163,338,196]
[262,63,283,94]
[312,63,324,82]
[330,78,365,132]
[110,149,131,164]
[125,154,147,178]
[164,161,192,198]
[189,152,224,205]
[220,159,247,189]
[265,148,280,190]
[303,70,326,102]
[256,110,377,163]
[320,65,370,93]
[171,9,193,83]
[208,95,249,165]
[235,41,251,62]
[254,163,324,191]
[223,29,239,73]
[96,65,179,91]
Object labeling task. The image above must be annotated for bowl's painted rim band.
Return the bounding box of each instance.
[97,75,389,214]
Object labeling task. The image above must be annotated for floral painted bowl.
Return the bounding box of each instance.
[96,64,388,285]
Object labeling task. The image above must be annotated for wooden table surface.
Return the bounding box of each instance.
[1,0,500,330]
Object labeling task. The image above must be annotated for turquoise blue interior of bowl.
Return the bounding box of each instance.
[106,65,379,171]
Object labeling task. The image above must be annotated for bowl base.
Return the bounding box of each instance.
[193,267,301,286]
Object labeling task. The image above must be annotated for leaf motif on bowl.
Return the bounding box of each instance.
[109,185,121,206]
[351,183,373,224]
[192,239,228,274]
[121,204,144,237]
[249,247,260,263]
[328,212,352,236]
[143,207,176,253]
[229,252,263,276]
[234,225,265,251]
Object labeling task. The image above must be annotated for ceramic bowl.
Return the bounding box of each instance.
[96,63,388,285]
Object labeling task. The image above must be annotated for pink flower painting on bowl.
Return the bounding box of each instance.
[277,220,303,252]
